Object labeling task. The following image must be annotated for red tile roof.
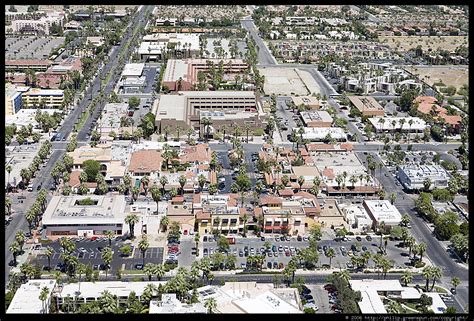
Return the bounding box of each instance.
[128,150,163,173]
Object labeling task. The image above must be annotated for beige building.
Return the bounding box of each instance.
[291,96,320,110]
[348,96,385,117]
[166,198,195,234]
[155,91,265,134]
[194,194,241,235]
[300,111,333,127]
[314,199,347,228]
[20,87,64,108]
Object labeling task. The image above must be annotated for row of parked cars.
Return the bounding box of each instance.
[325,284,342,314]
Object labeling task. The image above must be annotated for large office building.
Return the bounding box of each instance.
[396,165,450,191]
[42,195,127,237]
[155,91,265,134]
[21,87,64,108]
[162,59,249,91]
[6,280,56,314]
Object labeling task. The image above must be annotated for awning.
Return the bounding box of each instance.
[201,220,208,223]
[274,218,282,222]
[294,218,302,221]
[282,218,288,222]
[266,218,273,222]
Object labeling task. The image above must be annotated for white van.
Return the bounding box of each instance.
[27,183,34,191]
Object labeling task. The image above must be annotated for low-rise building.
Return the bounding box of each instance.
[300,111,333,127]
[363,200,402,228]
[348,96,385,117]
[296,127,346,142]
[21,87,64,108]
[314,199,347,228]
[150,294,207,313]
[339,203,373,232]
[396,165,450,191]
[5,59,53,72]
[191,282,302,314]
[368,117,427,133]
[138,33,200,61]
[42,195,127,237]
[194,194,240,235]
[6,280,56,314]
[119,63,147,94]
[291,96,320,110]
[12,12,65,35]
[349,279,421,314]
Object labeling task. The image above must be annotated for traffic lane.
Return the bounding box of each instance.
[306,284,332,313]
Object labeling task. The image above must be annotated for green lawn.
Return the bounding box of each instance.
[434,286,448,294]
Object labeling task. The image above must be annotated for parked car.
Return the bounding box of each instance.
[135,264,144,270]
[366,235,372,241]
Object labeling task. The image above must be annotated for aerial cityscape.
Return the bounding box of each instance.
[4,4,469,316]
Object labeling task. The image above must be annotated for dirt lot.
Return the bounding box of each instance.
[258,67,310,96]
[404,65,469,90]
[380,36,468,52]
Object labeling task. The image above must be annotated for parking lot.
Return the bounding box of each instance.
[30,238,163,272]
[5,36,65,60]
[142,65,159,94]
[201,234,410,271]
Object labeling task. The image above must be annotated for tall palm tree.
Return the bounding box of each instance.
[125,213,139,239]
[104,231,115,248]
[39,286,50,314]
[9,241,20,266]
[101,247,113,279]
[430,266,443,291]
[451,277,461,293]
[417,242,427,262]
[422,266,434,292]
[326,247,335,268]
[138,236,149,266]
[150,185,162,214]
[144,263,156,281]
[178,175,187,195]
[6,165,13,186]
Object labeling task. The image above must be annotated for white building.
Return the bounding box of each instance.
[191,282,302,314]
[295,127,346,142]
[6,280,56,314]
[138,33,200,61]
[42,195,127,237]
[369,117,427,133]
[149,294,207,313]
[396,165,450,191]
[58,281,166,306]
[98,103,129,136]
[12,12,64,35]
[349,279,421,314]
[339,204,373,232]
[363,200,402,227]
[119,63,147,93]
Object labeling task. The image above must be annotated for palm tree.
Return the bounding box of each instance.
[204,297,217,313]
[194,233,200,256]
[155,264,166,281]
[144,263,156,281]
[15,231,26,253]
[400,270,413,286]
[141,175,150,196]
[422,266,434,292]
[45,247,54,271]
[125,213,139,239]
[101,247,113,279]
[389,193,397,205]
[178,175,187,195]
[6,165,12,186]
[150,185,161,214]
[401,213,411,227]
[336,270,351,283]
[451,277,460,293]
[198,174,207,192]
[417,242,427,262]
[39,286,50,314]
[160,176,168,194]
[9,241,20,266]
[105,231,115,247]
[138,236,149,266]
[160,216,169,232]
[297,176,305,191]
[430,266,443,291]
[326,247,335,268]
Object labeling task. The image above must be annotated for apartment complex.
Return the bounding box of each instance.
[155,91,264,134]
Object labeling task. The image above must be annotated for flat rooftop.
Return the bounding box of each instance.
[42,195,126,225]
[6,279,56,314]
[122,63,145,77]
[60,281,166,299]
[364,200,402,223]
[369,117,426,131]
[348,96,384,113]
[398,165,449,180]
